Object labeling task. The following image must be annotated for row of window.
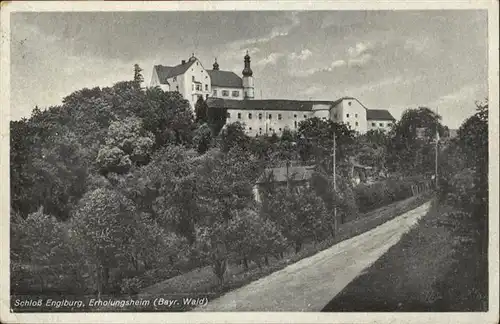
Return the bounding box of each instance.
[371,122,392,127]
[245,127,285,133]
[214,89,240,97]
[228,112,309,120]
[192,83,209,91]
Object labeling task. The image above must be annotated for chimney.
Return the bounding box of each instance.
[181,60,186,64]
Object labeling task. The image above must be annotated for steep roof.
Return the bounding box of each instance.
[153,61,196,84]
[206,98,335,111]
[366,109,395,121]
[256,165,315,184]
[207,70,243,88]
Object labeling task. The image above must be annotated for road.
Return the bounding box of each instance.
[194,201,431,312]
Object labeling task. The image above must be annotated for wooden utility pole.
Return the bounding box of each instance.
[435,106,439,190]
[333,131,338,234]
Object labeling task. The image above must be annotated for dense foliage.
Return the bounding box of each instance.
[12,66,480,299]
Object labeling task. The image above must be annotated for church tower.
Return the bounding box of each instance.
[213,58,219,70]
[242,51,254,100]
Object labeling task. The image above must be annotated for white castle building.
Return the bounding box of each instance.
[150,52,395,136]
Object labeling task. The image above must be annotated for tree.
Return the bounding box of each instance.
[262,186,330,253]
[133,64,144,89]
[386,107,446,176]
[141,87,195,147]
[192,123,213,154]
[196,147,259,223]
[147,146,201,244]
[218,122,250,153]
[297,118,356,171]
[11,207,82,293]
[71,188,138,296]
[194,97,209,124]
[96,117,154,175]
[225,208,287,270]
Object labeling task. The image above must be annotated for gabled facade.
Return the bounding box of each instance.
[366,109,396,132]
[150,53,254,110]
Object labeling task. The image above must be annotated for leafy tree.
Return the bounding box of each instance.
[141,87,194,147]
[386,107,446,176]
[218,122,250,153]
[11,207,81,293]
[96,117,154,175]
[226,208,287,269]
[196,147,259,223]
[147,146,201,244]
[297,118,356,170]
[71,188,138,296]
[133,64,144,89]
[192,123,213,154]
[194,97,209,124]
[263,186,330,253]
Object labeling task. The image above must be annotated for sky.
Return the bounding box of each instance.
[10,10,488,129]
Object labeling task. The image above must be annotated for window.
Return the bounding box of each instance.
[303,115,307,119]
[355,121,359,126]
[238,113,241,119]
[213,90,217,96]
[205,84,208,91]
[388,123,392,126]
[196,84,202,91]
[226,112,231,118]
[249,127,252,131]
[294,114,297,118]
[379,123,384,127]
[278,114,282,120]
[232,91,239,97]
[279,128,282,131]
[248,113,252,119]
[176,85,179,91]
[268,114,272,119]
[222,90,229,97]
[322,117,326,120]
[348,101,352,106]
[206,94,209,100]
[259,127,262,132]
[372,122,376,126]
[355,113,358,118]
[258,113,262,120]
[269,127,273,131]
[192,76,195,82]
[347,122,350,126]
[294,121,297,128]
[334,113,338,118]
[346,114,350,118]
[173,76,177,82]
[192,84,194,91]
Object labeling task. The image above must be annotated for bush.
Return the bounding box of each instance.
[353,178,426,213]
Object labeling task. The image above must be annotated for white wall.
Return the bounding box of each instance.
[227,108,313,136]
[182,59,212,110]
[337,99,367,133]
[367,119,394,132]
[242,76,255,99]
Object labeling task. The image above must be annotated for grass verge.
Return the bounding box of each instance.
[322,199,487,312]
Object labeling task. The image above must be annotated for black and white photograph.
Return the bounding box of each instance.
[0,1,498,323]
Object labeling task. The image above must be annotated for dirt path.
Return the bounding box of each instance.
[194,201,431,312]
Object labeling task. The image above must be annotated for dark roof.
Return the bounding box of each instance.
[256,166,315,184]
[366,109,395,121]
[206,98,336,111]
[207,70,243,88]
[153,61,196,84]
